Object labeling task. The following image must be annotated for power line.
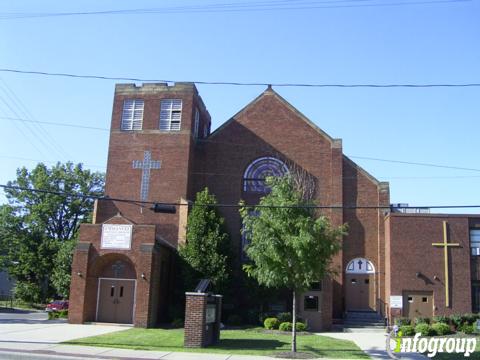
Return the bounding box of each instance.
[0,116,109,131]
[0,0,470,20]
[1,184,480,210]
[0,78,70,159]
[348,155,480,172]
[0,155,106,170]
[1,68,479,88]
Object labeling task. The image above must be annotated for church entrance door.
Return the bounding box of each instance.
[97,278,136,324]
[345,258,376,311]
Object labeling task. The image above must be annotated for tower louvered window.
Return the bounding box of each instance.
[194,108,200,138]
[160,99,182,131]
[121,99,144,131]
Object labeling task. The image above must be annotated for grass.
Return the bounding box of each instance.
[65,327,369,358]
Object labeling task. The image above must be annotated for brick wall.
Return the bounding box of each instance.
[386,213,480,320]
[68,214,172,327]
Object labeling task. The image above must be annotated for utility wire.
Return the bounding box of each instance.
[0,0,470,19]
[0,78,70,160]
[1,184,480,210]
[0,116,109,131]
[0,155,106,170]
[0,120,479,174]
[0,68,479,88]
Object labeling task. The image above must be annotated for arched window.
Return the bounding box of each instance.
[243,157,289,193]
[346,258,375,274]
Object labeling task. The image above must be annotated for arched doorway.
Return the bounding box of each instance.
[345,258,376,311]
[94,255,136,324]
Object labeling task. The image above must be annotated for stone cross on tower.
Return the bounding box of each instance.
[132,151,161,201]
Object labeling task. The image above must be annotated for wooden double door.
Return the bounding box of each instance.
[345,274,375,311]
[97,278,136,324]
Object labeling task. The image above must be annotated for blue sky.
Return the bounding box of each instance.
[0,0,479,212]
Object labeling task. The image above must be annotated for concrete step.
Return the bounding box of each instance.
[344,321,385,327]
[345,311,382,319]
[343,323,386,328]
[343,326,386,333]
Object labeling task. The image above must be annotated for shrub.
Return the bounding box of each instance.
[432,315,449,324]
[58,310,68,319]
[415,323,434,336]
[414,317,430,325]
[227,314,243,326]
[431,322,451,336]
[462,313,479,326]
[449,315,463,330]
[48,311,59,320]
[461,323,475,334]
[277,312,292,323]
[171,318,184,328]
[264,317,280,330]
[296,322,307,332]
[395,317,411,326]
[279,322,292,331]
[399,325,415,337]
[259,312,276,324]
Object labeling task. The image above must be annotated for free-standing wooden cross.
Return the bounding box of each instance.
[432,221,460,307]
[132,151,161,201]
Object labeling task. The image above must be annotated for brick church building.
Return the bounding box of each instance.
[68,83,480,330]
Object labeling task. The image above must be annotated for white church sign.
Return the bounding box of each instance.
[390,296,403,309]
[101,224,133,250]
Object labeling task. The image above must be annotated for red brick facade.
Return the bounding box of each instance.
[68,82,478,330]
[385,214,480,323]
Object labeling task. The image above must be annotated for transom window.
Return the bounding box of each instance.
[243,157,289,193]
[471,229,480,256]
[121,99,144,131]
[160,99,182,131]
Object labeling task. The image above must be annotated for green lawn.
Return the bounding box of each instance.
[65,328,369,358]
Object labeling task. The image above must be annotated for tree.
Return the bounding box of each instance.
[0,162,104,302]
[51,239,77,298]
[240,176,346,353]
[179,188,231,292]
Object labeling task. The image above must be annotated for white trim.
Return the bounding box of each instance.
[96,278,137,324]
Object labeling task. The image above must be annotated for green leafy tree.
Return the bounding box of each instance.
[51,238,77,298]
[0,162,104,302]
[240,176,346,353]
[179,188,231,292]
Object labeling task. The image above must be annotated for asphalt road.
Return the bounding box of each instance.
[0,350,91,360]
[0,308,54,324]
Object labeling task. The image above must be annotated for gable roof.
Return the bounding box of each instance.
[209,86,335,144]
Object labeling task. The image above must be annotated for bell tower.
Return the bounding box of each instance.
[95,82,210,247]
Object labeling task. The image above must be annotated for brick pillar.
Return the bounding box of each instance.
[184,293,208,347]
[68,242,91,324]
[134,243,156,328]
[330,139,344,320]
[184,293,222,348]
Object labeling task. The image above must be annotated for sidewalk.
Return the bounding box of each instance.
[324,332,426,359]
[0,342,281,360]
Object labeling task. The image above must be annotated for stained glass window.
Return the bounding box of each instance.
[243,157,289,192]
